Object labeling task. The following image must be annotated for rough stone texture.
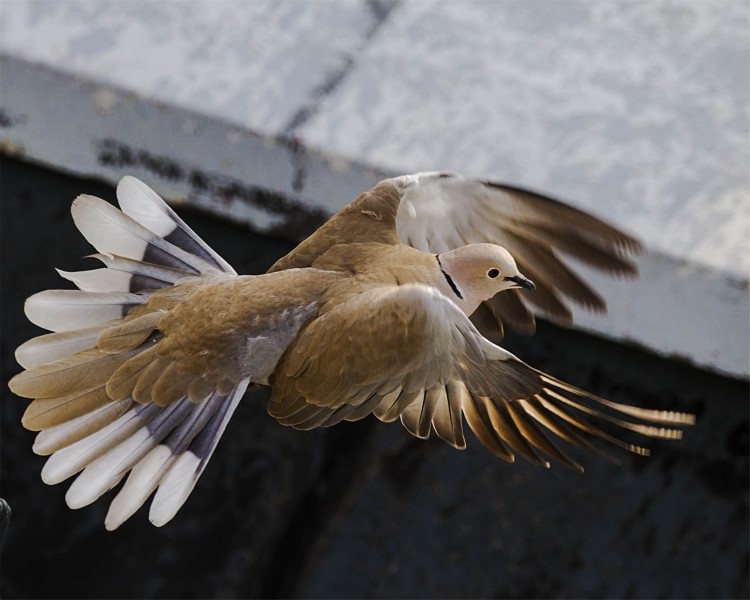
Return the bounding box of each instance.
[300,1,750,277]
[0,0,385,134]
[1,158,747,599]
[0,0,747,377]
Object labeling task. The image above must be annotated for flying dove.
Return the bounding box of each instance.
[8,172,694,530]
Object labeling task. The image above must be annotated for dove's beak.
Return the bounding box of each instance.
[506,274,536,291]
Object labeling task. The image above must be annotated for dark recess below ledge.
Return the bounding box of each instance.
[1,155,748,599]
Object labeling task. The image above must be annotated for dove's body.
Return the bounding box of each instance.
[8,172,694,530]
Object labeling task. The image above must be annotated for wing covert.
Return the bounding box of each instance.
[268,281,694,470]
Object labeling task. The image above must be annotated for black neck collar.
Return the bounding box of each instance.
[436,255,463,300]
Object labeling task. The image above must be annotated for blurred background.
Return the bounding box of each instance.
[1,1,748,598]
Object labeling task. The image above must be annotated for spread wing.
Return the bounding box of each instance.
[269,284,692,470]
[390,172,642,335]
[270,172,642,337]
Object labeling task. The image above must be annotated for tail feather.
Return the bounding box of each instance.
[9,349,138,399]
[65,398,195,509]
[107,346,160,401]
[22,385,111,431]
[41,403,161,485]
[25,290,146,332]
[133,358,172,404]
[10,176,246,529]
[15,327,103,369]
[105,390,225,530]
[71,195,221,276]
[117,176,236,274]
[149,381,249,528]
[97,312,162,354]
[151,363,192,407]
[57,268,136,294]
[90,253,195,292]
[33,399,135,455]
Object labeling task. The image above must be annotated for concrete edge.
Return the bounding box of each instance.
[1,54,747,378]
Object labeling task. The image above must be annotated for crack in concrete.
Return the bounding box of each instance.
[281,0,400,194]
[281,0,400,137]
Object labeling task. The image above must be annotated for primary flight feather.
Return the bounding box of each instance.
[8,172,694,530]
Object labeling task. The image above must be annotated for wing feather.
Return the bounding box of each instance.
[388,172,642,335]
[270,281,692,470]
[499,230,606,312]
[270,172,641,338]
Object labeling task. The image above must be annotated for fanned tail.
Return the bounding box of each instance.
[9,176,244,530]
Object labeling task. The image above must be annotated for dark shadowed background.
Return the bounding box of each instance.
[1,156,748,599]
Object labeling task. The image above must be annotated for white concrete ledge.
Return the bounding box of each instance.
[1,0,748,378]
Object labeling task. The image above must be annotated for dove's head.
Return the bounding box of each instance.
[438,243,535,315]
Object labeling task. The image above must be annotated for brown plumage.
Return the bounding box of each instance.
[8,172,693,530]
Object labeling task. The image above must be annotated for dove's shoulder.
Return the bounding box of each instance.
[269,181,403,273]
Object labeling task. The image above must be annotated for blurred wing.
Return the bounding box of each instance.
[389,172,643,334]
[269,283,692,470]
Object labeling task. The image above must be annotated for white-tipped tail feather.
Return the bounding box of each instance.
[104,389,226,529]
[57,268,136,294]
[65,399,195,509]
[116,176,236,274]
[15,327,103,369]
[9,176,245,530]
[33,399,134,456]
[25,291,146,332]
[148,381,249,528]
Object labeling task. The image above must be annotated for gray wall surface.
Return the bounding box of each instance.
[1,158,747,599]
[1,0,748,377]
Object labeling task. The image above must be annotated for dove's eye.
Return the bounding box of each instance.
[487,268,500,279]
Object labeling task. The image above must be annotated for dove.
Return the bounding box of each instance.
[8,172,694,531]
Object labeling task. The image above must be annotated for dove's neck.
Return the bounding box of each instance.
[435,252,483,316]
